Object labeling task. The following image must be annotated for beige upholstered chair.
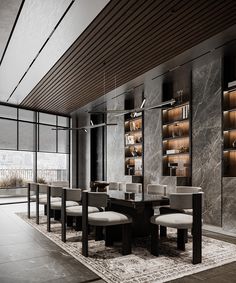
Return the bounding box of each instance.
[147,184,167,196]
[82,191,132,257]
[150,192,203,264]
[61,188,100,242]
[47,186,78,232]
[119,182,126,191]
[35,184,61,224]
[50,181,69,187]
[125,183,142,193]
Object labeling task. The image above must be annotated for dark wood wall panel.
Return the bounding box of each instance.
[21,0,236,114]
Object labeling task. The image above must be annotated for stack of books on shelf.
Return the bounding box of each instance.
[182,104,189,119]
[228,80,236,88]
[166,149,180,155]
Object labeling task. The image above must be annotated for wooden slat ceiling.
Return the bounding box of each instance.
[21,0,236,115]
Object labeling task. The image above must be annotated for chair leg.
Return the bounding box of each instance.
[61,208,66,243]
[184,229,188,243]
[192,193,202,264]
[44,205,47,215]
[75,216,82,231]
[150,224,159,256]
[36,200,39,225]
[67,215,73,227]
[160,226,167,238]
[192,225,202,264]
[122,223,132,255]
[27,184,30,219]
[82,224,89,257]
[95,226,104,241]
[47,204,51,232]
[105,226,114,247]
[54,210,61,221]
[177,229,186,251]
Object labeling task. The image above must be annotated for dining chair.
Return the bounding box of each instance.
[47,186,78,232]
[27,182,38,219]
[61,188,100,242]
[82,191,132,257]
[119,182,126,191]
[50,181,69,187]
[125,183,142,193]
[150,192,203,264]
[35,184,61,225]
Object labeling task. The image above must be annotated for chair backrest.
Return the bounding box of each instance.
[38,184,48,194]
[82,191,108,208]
[125,183,142,193]
[29,182,37,193]
[108,182,120,191]
[63,188,82,202]
[147,184,167,196]
[170,192,203,210]
[119,182,126,191]
[50,181,69,187]
[49,186,63,197]
[176,186,202,193]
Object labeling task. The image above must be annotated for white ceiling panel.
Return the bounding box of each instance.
[9,0,110,105]
[0,0,72,102]
[0,0,22,60]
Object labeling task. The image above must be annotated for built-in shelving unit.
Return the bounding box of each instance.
[162,98,191,177]
[223,88,236,176]
[124,115,143,176]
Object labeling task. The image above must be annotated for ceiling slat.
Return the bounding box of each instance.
[21,0,236,114]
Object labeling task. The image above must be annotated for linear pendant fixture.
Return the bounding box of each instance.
[88,98,176,116]
[51,122,117,132]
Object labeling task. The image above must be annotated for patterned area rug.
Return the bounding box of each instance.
[17,213,236,283]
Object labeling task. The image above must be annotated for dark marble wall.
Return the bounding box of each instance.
[222,178,236,233]
[192,56,222,226]
[143,78,176,193]
[106,93,132,183]
[73,48,236,232]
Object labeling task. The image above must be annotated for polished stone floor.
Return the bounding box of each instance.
[0,202,236,283]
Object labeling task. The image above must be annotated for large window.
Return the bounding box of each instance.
[0,151,34,188]
[37,153,69,183]
[0,104,70,201]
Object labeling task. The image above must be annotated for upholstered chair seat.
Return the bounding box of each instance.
[88,211,132,226]
[38,197,61,205]
[51,200,78,210]
[151,213,192,229]
[30,194,47,201]
[66,205,99,216]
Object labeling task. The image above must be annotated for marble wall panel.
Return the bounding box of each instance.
[222,177,236,233]
[144,78,176,193]
[192,56,222,226]
[106,94,132,183]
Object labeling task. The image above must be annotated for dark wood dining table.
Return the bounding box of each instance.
[107,191,169,238]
